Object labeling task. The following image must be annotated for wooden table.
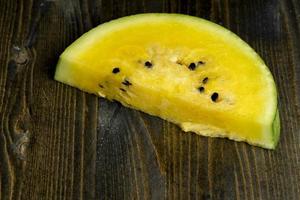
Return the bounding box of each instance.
[1,0,300,199]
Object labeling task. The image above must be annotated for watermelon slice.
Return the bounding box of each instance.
[55,14,280,149]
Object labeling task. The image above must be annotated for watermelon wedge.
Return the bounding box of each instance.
[55,14,280,149]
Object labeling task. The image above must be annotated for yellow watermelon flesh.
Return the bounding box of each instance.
[55,14,280,149]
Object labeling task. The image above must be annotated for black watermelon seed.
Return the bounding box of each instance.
[145,61,153,68]
[211,92,219,102]
[198,86,205,93]
[120,88,126,92]
[112,67,120,74]
[98,84,104,88]
[188,63,196,70]
[122,79,132,86]
[202,77,208,84]
[198,61,205,65]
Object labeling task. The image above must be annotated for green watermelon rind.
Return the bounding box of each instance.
[271,108,280,149]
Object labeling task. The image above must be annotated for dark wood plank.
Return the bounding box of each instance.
[0,0,299,199]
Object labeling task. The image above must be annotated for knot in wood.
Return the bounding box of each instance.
[11,131,30,160]
[11,45,30,65]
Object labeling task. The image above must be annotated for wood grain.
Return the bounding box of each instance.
[0,0,299,199]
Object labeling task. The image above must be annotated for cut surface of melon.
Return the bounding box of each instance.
[55,13,280,149]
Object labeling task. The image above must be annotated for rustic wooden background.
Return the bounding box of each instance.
[0,0,300,199]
